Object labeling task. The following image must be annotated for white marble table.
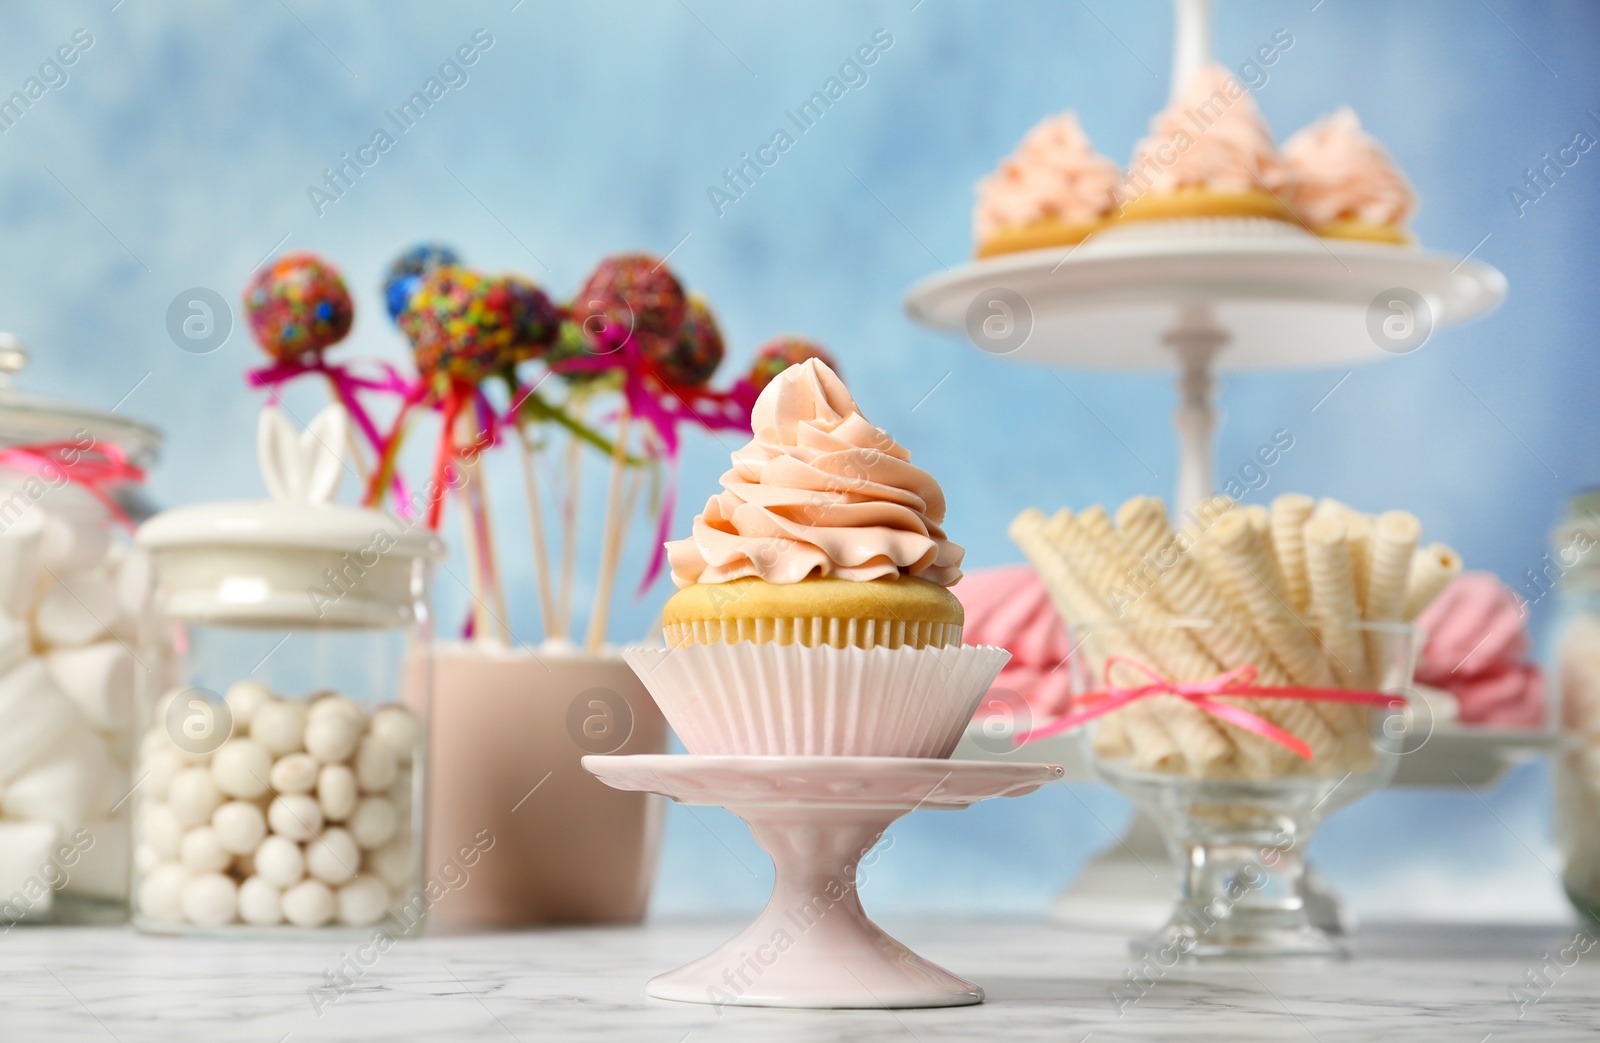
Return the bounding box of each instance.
[2,918,1596,1041]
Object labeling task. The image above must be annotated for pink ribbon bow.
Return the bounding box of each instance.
[1013,656,1405,759]
[0,440,147,529]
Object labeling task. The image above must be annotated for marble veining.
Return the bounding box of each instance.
[0,918,1596,1041]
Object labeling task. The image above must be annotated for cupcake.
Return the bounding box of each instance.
[663,356,964,649]
[1118,64,1297,226]
[1283,107,1416,244]
[973,112,1122,258]
[628,356,1002,758]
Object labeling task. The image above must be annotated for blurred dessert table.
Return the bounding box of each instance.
[3,918,1595,1041]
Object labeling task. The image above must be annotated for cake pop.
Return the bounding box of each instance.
[243,253,354,362]
[500,275,561,367]
[647,294,724,389]
[383,243,461,321]
[397,266,516,386]
[570,253,687,357]
[748,336,839,391]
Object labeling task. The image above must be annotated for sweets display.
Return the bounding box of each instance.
[1283,107,1417,244]
[133,686,419,928]
[1010,494,1456,780]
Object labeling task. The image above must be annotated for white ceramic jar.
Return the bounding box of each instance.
[0,336,161,925]
[130,406,441,932]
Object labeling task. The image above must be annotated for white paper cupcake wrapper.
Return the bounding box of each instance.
[623,643,1010,758]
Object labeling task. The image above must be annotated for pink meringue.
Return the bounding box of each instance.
[1414,572,1545,728]
[956,564,1075,720]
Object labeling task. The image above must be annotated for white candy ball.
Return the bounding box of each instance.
[354,738,397,793]
[250,700,307,756]
[212,801,267,855]
[308,693,364,724]
[268,752,319,795]
[141,803,183,859]
[368,834,414,891]
[168,768,224,828]
[387,771,413,814]
[317,764,357,822]
[142,748,183,802]
[210,738,272,799]
[336,876,390,927]
[281,879,335,927]
[238,876,283,926]
[179,826,231,874]
[224,680,274,728]
[253,835,305,888]
[349,797,398,850]
[368,706,420,764]
[137,863,188,922]
[267,794,323,841]
[304,713,361,764]
[306,827,359,885]
[134,842,160,874]
[180,872,238,927]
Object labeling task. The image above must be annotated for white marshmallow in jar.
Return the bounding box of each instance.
[0,335,162,923]
[131,405,442,933]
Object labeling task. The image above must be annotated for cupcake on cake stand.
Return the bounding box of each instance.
[586,358,1063,1008]
[903,0,1510,934]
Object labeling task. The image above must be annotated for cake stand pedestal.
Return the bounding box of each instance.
[582,755,1063,1009]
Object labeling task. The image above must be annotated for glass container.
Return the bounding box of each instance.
[1551,490,1600,922]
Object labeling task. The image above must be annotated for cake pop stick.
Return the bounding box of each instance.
[586,404,635,654]
[514,422,559,640]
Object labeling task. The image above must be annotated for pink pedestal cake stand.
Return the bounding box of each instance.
[582,754,1064,1009]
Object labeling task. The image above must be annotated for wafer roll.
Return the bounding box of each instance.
[1270,494,1316,615]
[1315,500,1373,611]
[1403,543,1462,621]
[1303,515,1369,688]
[1363,511,1421,700]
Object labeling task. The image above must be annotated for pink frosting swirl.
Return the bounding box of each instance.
[957,564,1075,719]
[666,358,964,587]
[1123,64,1291,198]
[974,112,1121,240]
[1283,107,1416,228]
[1414,572,1545,728]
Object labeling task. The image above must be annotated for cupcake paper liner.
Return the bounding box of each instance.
[623,643,1010,758]
[663,617,961,651]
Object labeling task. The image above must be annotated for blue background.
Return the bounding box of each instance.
[1,0,1595,922]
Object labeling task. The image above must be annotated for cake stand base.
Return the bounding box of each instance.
[583,755,1064,1009]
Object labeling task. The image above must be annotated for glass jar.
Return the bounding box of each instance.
[1552,490,1600,922]
[131,491,441,933]
[0,335,161,926]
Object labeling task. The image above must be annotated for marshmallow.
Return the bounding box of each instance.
[250,699,307,756]
[209,738,272,799]
[39,512,112,574]
[98,761,132,819]
[354,738,397,794]
[304,712,361,765]
[168,767,224,828]
[253,835,305,888]
[0,611,27,678]
[211,801,267,856]
[0,660,80,784]
[336,876,389,927]
[113,547,153,627]
[0,821,61,923]
[368,705,420,764]
[33,570,117,647]
[1,730,109,834]
[238,876,283,926]
[317,764,357,823]
[179,826,232,874]
[268,753,318,795]
[137,862,188,923]
[134,843,159,875]
[62,819,130,899]
[180,872,237,927]
[368,832,414,892]
[267,794,323,841]
[223,681,273,729]
[45,641,134,731]
[306,827,359,885]
[348,797,398,851]
[141,803,183,860]
[281,879,335,927]
[0,509,44,617]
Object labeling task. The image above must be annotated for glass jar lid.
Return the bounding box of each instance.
[0,334,161,465]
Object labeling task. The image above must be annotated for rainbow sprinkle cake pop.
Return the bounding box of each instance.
[398,266,516,386]
[570,253,686,356]
[243,253,354,362]
[384,243,461,321]
[647,293,724,388]
[748,335,839,391]
[500,275,562,367]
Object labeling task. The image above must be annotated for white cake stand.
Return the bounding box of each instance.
[582,754,1063,1009]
